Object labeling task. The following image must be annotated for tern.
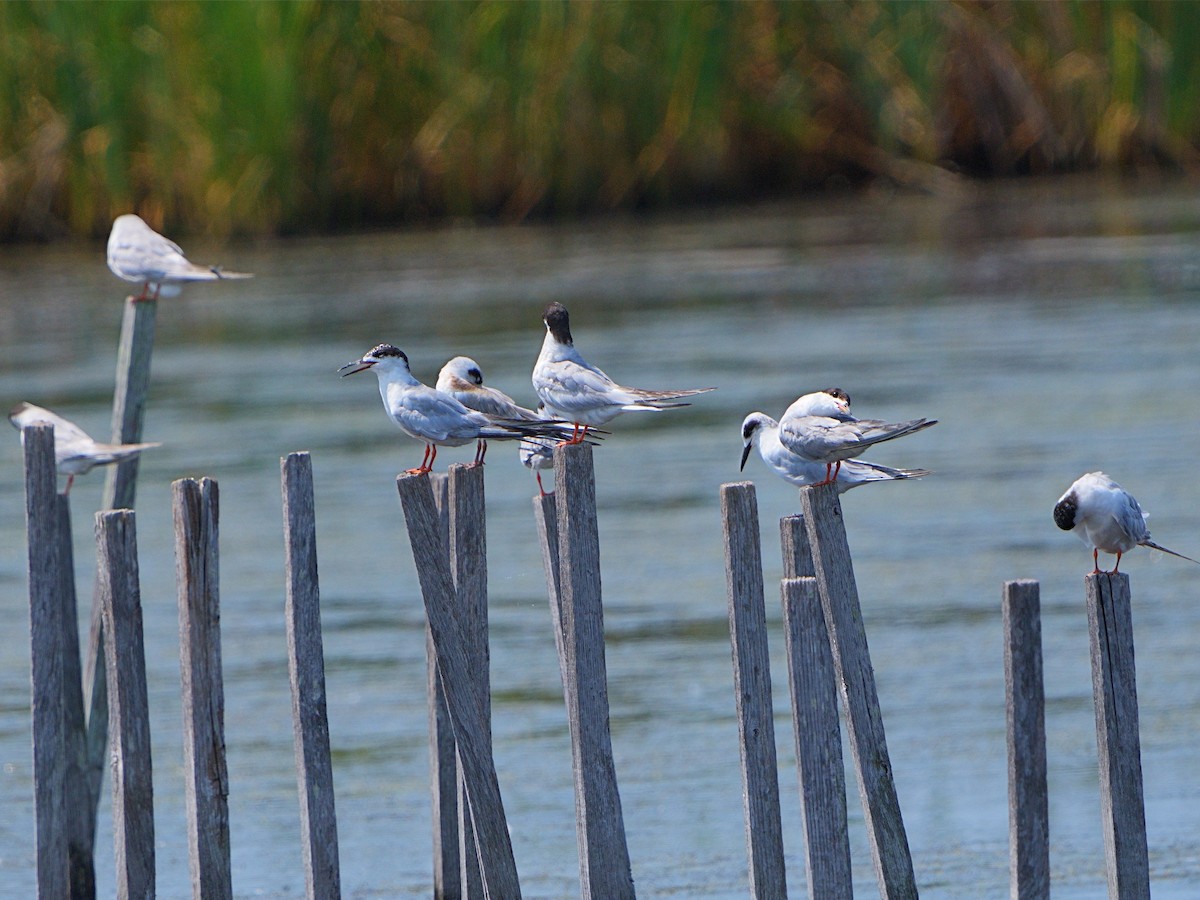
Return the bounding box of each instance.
[9,402,161,494]
[340,343,575,474]
[107,214,252,301]
[777,389,936,484]
[1054,471,1200,573]
[740,412,929,492]
[532,301,714,443]
[518,404,557,496]
[437,355,540,465]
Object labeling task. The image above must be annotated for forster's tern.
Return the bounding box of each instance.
[518,404,557,496]
[340,344,574,474]
[532,301,714,442]
[437,355,540,464]
[1054,471,1200,573]
[9,402,161,494]
[740,412,929,492]
[107,214,252,301]
[777,390,936,484]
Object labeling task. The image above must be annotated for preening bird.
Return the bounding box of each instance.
[437,355,540,465]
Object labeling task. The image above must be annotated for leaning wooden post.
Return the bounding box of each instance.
[56,494,96,900]
[174,478,232,900]
[396,473,521,899]
[281,453,342,900]
[532,491,568,688]
[801,482,918,899]
[1085,572,1149,900]
[86,295,159,832]
[780,515,853,897]
[96,509,155,900]
[24,424,69,898]
[448,465,489,898]
[554,443,635,900]
[719,482,787,899]
[1003,580,1049,900]
[426,473,460,900]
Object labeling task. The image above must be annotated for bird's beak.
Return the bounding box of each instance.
[739,442,752,472]
[338,358,375,377]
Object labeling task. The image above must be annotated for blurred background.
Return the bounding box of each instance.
[4,3,1200,899]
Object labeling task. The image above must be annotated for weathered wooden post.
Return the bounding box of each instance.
[1085,572,1149,900]
[552,443,635,900]
[426,473,460,899]
[719,482,787,899]
[96,509,155,899]
[174,478,232,899]
[24,424,69,899]
[780,515,853,897]
[396,472,521,898]
[1003,580,1049,900]
[800,482,918,899]
[281,453,342,900]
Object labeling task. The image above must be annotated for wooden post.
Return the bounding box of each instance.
[278,458,340,900]
[174,478,232,899]
[553,443,635,900]
[1085,573,1149,900]
[781,514,853,896]
[24,424,69,898]
[396,473,521,899]
[426,473,459,899]
[719,482,787,899]
[86,295,159,835]
[801,482,917,899]
[532,492,568,688]
[56,495,96,900]
[448,465,489,899]
[281,453,342,900]
[96,510,155,900]
[1003,580,1049,900]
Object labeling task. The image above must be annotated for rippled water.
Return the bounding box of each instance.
[3,176,1200,897]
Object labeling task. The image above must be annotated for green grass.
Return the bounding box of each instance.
[1,0,1199,241]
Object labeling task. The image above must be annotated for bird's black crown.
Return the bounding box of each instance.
[1052,493,1077,531]
[367,344,408,363]
[543,302,573,345]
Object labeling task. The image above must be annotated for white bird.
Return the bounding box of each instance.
[107,214,252,301]
[777,389,936,484]
[9,402,161,494]
[518,404,557,496]
[340,344,573,474]
[740,412,929,492]
[437,355,540,465]
[1053,471,1200,573]
[532,301,714,443]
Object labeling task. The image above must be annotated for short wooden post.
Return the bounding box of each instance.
[426,474,459,899]
[553,443,635,900]
[24,424,69,898]
[1003,580,1049,900]
[396,473,521,899]
[174,478,232,900]
[281,453,342,900]
[1085,573,1149,900]
[56,495,96,900]
[801,482,917,899]
[86,295,159,836]
[96,510,155,899]
[719,482,787,899]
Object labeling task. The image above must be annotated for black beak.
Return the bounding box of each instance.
[739,442,752,472]
[338,359,374,377]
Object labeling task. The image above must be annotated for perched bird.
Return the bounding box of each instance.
[740,412,929,492]
[437,355,539,464]
[532,301,714,443]
[519,404,557,496]
[9,402,161,494]
[340,344,574,474]
[107,214,252,301]
[777,390,936,485]
[1053,471,1200,574]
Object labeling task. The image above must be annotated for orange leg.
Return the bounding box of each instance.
[406,444,436,475]
[1112,551,1123,574]
[1092,548,1101,574]
[536,471,548,496]
[471,439,488,467]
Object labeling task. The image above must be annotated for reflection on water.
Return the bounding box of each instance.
[3,176,1200,897]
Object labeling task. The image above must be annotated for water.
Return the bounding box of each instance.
[3,176,1200,897]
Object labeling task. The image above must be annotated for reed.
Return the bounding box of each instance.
[2,1,1199,241]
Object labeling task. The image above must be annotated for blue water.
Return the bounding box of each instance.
[2,175,1200,896]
